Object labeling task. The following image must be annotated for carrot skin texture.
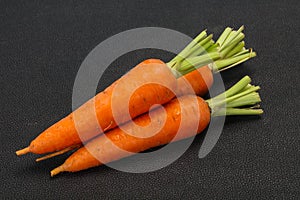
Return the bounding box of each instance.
[29,59,177,154]
[176,66,213,96]
[56,95,210,173]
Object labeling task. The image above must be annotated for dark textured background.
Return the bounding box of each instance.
[1,0,299,199]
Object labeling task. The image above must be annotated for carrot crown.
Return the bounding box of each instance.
[206,76,263,116]
[167,26,256,77]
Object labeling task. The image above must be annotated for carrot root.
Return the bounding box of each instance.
[36,144,81,162]
[51,165,65,177]
[16,147,30,156]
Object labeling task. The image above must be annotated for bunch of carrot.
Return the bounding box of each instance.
[16,26,262,176]
[51,76,262,176]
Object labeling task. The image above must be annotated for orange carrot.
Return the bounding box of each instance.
[51,95,211,175]
[176,65,213,96]
[17,60,177,155]
[51,76,263,176]
[16,27,255,156]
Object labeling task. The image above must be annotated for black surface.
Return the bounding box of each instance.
[1,0,299,199]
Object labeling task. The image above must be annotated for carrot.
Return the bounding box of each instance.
[17,61,177,155]
[51,76,263,176]
[16,26,255,156]
[176,65,213,96]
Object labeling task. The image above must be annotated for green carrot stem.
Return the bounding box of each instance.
[179,35,213,59]
[220,33,245,57]
[211,86,260,108]
[206,76,263,116]
[221,25,244,48]
[187,39,214,59]
[212,50,256,72]
[225,41,245,58]
[226,92,261,107]
[168,35,217,72]
[189,30,208,47]
[208,76,251,103]
[212,108,263,117]
[168,30,208,65]
[198,34,213,47]
[201,40,215,51]
[233,49,248,57]
[207,43,219,53]
[216,27,232,45]
[240,84,255,92]
[175,52,220,76]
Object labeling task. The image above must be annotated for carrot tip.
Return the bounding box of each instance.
[16,147,30,156]
[36,144,81,162]
[36,157,47,162]
[50,165,65,177]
